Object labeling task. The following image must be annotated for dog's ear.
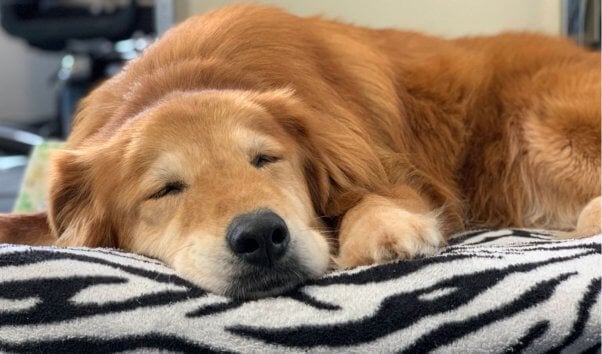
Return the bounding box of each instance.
[251,89,388,217]
[0,212,56,246]
[48,150,116,248]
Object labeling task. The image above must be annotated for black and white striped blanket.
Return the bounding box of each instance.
[0,229,600,353]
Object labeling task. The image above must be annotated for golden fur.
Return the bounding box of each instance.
[1,5,600,297]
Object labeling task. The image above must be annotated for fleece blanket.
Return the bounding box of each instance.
[0,229,600,353]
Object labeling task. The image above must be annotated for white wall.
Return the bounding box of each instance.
[178,0,562,37]
[0,17,62,124]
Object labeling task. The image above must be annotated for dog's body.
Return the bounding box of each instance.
[1,5,600,298]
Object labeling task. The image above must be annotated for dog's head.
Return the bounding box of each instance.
[48,89,342,298]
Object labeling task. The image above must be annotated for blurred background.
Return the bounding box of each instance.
[0,0,599,211]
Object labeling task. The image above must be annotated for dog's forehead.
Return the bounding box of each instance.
[123,92,268,148]
[148,92,266,130]
[124,92,288,173]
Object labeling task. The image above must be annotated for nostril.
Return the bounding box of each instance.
[271,226,287,244]
[238,236,260,254]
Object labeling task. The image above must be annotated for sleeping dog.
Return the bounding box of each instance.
[1,5,600,298]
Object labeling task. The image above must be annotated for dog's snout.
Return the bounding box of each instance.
[226,210,290,267]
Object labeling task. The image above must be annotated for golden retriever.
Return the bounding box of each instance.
[1,5,600,298]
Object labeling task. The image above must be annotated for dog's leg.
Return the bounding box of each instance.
[0,212,56,246]
[513,55,600,237]
[555,196,601,240]
[335,188,445,269]
[574,196,602,237]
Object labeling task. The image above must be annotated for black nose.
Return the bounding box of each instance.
[226,210,290,267]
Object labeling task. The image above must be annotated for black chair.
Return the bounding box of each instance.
[0,0,154,146]
[1,0,140,51]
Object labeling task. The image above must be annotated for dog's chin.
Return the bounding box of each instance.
[171,230,332,299]
[224,260,314,299]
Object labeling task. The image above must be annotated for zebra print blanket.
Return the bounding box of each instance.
[0,229,600,353]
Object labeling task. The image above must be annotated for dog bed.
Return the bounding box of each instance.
[0,230,600,353]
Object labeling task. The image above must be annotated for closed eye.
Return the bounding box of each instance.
[149,181,187,199]
[251,154,280,168]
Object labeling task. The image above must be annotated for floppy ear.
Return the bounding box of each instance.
[251,89,388,218]
[48,150,117,248]
[0,212,56,246]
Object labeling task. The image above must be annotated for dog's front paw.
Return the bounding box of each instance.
[335,195,444,269]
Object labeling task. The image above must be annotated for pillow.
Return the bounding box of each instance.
[0,229,599,353]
